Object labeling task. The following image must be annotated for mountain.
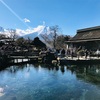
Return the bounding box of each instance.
[0,25,50,40]
[0,25,59,41]
[22,32,38,40]
[22,26,50,40]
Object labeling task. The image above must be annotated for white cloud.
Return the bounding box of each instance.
[24,18,30,23]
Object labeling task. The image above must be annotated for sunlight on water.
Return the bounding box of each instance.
[0,87,5,97]
[0,64,100,100]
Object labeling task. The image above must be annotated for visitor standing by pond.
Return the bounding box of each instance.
[95,49,100,58]
[61,49,65,57]
[85,49,88,59]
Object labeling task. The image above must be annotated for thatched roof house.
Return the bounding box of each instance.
[67,26,100,50]
[32,37,46,49]
[69,26,100,42]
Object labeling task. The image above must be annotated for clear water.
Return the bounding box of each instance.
[0,63,100,100]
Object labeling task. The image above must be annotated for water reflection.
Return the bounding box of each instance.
[70,65,100,85]
[1,63,100,85]
[0,63,100,100]
[0,87,4,97]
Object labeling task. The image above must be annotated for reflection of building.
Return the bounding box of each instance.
[72,65,100,85]
[67,26,100,50]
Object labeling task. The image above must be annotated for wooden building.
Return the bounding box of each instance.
[67,26,100,51]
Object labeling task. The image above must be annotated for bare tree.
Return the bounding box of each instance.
[8,29,18,41]
[56,35,72,49]
[40,25,61,49]
[50,25,59,49]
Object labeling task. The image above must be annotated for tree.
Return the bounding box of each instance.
[56,35,65,49]
[56,35,71,49]
[40,25,61,49]
[8,29,18,41]
[64,35,71,41]
[16,37,26,47]
[40,25,72,50]
[50,25,59,49]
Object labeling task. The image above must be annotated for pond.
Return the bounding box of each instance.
[0,63,100,100]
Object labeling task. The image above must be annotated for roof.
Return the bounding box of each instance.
[32,37,46,48]
[68,26,100,43]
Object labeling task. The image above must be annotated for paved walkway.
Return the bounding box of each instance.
[60,56,100,61]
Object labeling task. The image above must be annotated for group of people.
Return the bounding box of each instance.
[46,47,100,59]
[56,48,93,59]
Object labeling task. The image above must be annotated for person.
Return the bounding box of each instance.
[61,49,65,57]
[85,49,88,59]
[95,49,100,58]
[67,49,70,57]
[71,50,74,59]
[88,50,91,58]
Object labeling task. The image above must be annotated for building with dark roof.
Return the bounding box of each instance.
[67,26,100,50]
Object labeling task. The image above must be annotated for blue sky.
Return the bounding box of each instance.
[0,0,100,36]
